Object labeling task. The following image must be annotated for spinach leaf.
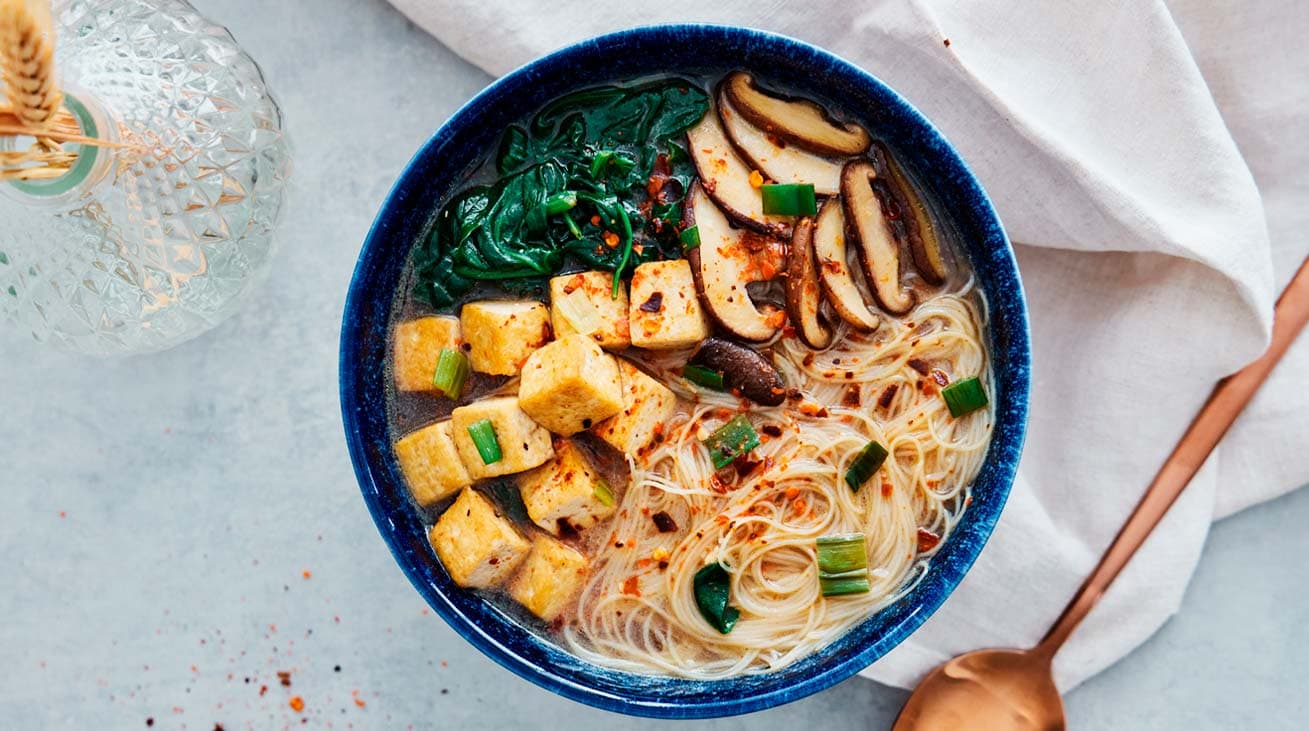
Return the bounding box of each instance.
[693,562,740,634]
[413,77,710,310]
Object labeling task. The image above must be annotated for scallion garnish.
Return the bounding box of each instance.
[702,415,760,469]
[432,347,470,400]
[466,418,502,465]
[680,225,701,250]
[844,440,889,491]
[682,364,724,391]
[543,190,578,215]
[819,574,872,596]
[941,376,988,417]
[817,534,870,596]
[817,534,868,574]
[693,562,740,634]
[760,183,818,216]
[555,287,601,336]
[593,478,615,508]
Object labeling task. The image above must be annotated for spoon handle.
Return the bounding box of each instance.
[1037,256,1309,657]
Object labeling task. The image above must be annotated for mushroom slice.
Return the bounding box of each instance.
[841,160,915,315]
[871,142,948,285]
[722,72,871,157]
[690,337,786,406]
[812,198,882,332]
[785,216,834,349]
[685,182,781,342]
[718,90,843,196]
[686,101,790,235]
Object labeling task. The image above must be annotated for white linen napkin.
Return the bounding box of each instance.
[386,0,1309,691]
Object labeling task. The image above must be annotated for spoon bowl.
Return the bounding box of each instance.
[893,649,1063,731]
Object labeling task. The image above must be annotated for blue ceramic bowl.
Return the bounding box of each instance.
[341,25,1029,719]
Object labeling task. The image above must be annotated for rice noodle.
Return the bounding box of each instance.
[560,279,994,678]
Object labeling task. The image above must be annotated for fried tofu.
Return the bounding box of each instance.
[450,396,554,480]
[628,260,710,349]
[508,534,589,621]
[518,334,624,435]
[428,488,530,588]
[393,420,472,506]
[518,438,615,535]
[590,359,679,456]
[549,271,631,350]
[392,316,462,391]
[460,300,552,375]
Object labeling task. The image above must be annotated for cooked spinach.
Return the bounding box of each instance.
[693,562,740,634]
[413,78,709,309]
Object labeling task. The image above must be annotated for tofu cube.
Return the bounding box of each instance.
[508,535,589,621]
[628,260,709,349]
[450,396,555,480]
[393,316,462,391]
[393,420,472,506]
[518,438,615,534]
[461,300,552,375]
[549,271,631,349]
[591,359,679,456]
[429,488,530,588]
[518,334,624,435]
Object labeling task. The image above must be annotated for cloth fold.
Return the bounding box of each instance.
[387,0,1308,691]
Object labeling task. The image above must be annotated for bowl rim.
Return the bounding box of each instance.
[340,23,1030,719]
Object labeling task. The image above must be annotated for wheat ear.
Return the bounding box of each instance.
[0,0,61,129]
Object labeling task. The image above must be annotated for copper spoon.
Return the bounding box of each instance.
[893,256,1309,731]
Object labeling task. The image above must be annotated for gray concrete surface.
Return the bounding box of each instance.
[1,1,1305,728]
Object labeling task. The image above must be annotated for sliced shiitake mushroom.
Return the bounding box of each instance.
[718,89,843,196]
[871,141,948,285]
[685,182,781,342]
[690,337,786,406]
[785,216,833,349]
[842,160,914,315]
[812,198,882,332]
[722,72,871,157]
[686,101,790,235]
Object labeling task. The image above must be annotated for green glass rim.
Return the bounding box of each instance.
[9,94,100,197]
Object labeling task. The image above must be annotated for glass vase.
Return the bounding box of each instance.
[0,0,291,356]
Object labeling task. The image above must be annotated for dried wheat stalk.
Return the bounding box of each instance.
[1,1,142,182]
[0,0,69,181]
[0,0,60,127]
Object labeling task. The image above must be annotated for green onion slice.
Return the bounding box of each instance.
[817,534,868,574]
[941,376,988,417]
[680,225,701,250]
[760,183,818,216]
[466,419,502,465]
[432,348,470,400]
[555,287,601,336]
[593,478,615,508]
[820,575,871,596]
[693,562,740,634]
[817,534,870,597]
[844,440,889,491]
[702,415,760,469]
[543,190,578,215]
[682,364,724,391]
